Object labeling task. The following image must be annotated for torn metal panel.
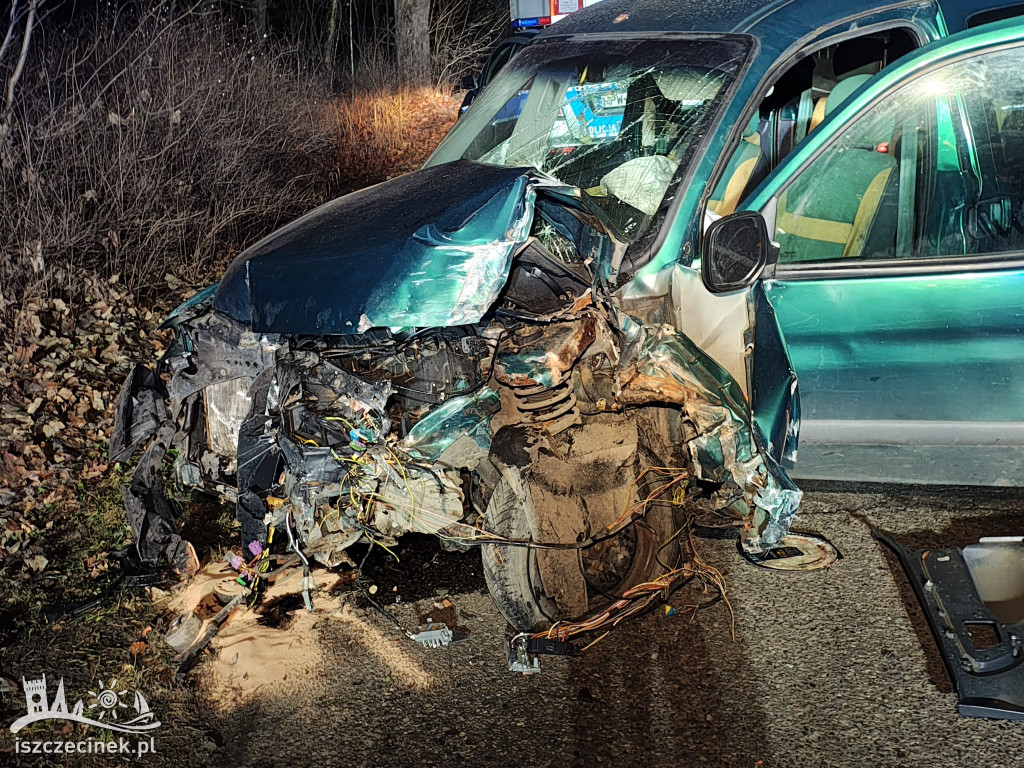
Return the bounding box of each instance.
[163,310,278,407]
[614,259,802,546]
[109,365,170,463]
[751,283,800,468]
[616,321,801,546]
[401,386,501,462]
[876,531,1024,720]
[212,161,590,335]
[121,420,198,577]
[493,316,598,388]
[619,262,751,397]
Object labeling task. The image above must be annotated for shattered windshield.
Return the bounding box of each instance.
[427,36,751,241]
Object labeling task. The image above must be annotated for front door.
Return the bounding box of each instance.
[750,29,1024,484]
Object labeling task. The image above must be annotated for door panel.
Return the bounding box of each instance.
[749,33,1024,483]
[766,265,1024,424]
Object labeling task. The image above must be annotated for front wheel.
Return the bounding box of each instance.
[481,454,680,632]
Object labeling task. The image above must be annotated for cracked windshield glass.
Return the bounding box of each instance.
[428,37,750,240]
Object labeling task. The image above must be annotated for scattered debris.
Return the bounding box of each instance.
[739,532,841,571]
[410,622,454,648]
[508,634,542,675]
[173,593,247,684]
[875,531,1024,720]
[41,558,167,623]
[164,612,203,653]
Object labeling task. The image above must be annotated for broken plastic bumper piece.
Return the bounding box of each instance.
[507,633,579,674]
[411,622,454,648]
[875,530,1024,720]
[508,634,542,675]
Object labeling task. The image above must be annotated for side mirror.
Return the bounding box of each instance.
[459,73,479,91]
[702,211,773,293]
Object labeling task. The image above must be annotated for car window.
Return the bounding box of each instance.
[482,42,520,86]
[707,28,919,219]
[772,43,1024,266]
[427,37,751,242]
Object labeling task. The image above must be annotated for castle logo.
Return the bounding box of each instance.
[10,675,161,735]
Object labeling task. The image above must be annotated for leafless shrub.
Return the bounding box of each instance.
[0,1,471,323]
[331,0,508,93]
[0,5,340,308]
[349,29,401,92]
[430,0,508,88]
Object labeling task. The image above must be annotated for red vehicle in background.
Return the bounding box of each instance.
[459,0,607,113]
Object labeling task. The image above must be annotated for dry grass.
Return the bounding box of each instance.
[331,87,459,187]
[0,11,461,314]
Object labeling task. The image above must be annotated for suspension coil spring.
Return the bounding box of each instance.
[510,380,581,435]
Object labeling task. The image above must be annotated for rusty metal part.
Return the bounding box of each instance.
[493,315,598,388]
[616,369,700,408]
[510,381,581,435]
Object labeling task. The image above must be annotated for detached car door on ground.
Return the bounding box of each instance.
[740,20,1024,486]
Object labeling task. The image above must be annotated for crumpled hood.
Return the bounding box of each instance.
[214,160,569,334]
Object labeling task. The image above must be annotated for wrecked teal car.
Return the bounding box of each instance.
[460,0,1024,488]
[111,0,1021,636]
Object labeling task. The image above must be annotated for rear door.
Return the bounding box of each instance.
[746,23,1024,485]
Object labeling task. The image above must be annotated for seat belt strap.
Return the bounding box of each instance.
[778,210,853,244]
[844,167,894,258]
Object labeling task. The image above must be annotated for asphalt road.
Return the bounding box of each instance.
[161,482,1024,768]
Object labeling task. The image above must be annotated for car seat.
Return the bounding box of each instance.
[775,74,897,262]
[707,113,769,216]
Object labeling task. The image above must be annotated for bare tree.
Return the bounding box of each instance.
[394,0,430,89]
[1,0,40,145]
[252,0,269,38]
[323,0,340,75]
[431,0,507,88]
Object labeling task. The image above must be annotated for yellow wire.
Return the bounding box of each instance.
[366,535,400,562]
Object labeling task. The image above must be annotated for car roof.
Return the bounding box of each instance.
[545,0,1020,38]
[545,0,795,36]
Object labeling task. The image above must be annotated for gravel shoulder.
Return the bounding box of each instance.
[142,482,1024,768]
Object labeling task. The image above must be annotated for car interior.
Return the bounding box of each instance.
[768,40,1024,265]
[541,65,733,237]
[466,58,733,240]
[708,28,918,220]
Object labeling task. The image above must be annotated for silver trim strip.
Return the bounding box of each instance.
[799,419,1024,447]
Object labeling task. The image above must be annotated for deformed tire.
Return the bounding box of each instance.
[482,451,680,632]
[481,477,558,632]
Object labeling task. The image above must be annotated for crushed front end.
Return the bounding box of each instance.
[110,160,801,642]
